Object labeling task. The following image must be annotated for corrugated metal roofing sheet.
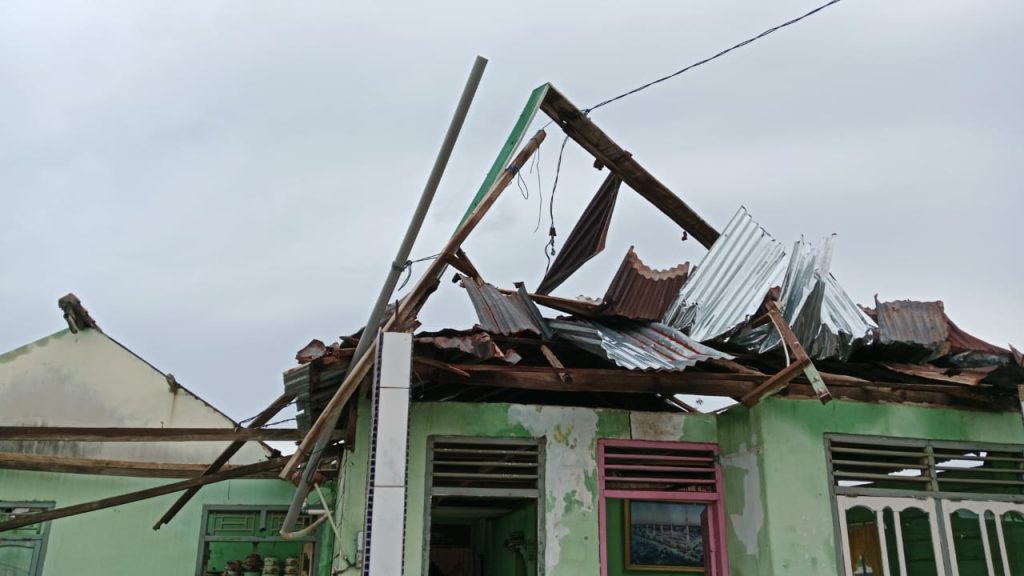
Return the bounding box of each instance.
[601,247,689,321]
[876,300,949,361]
[550,318,732,371]
[662,207,786,341]
[735,237,875,360]
[463,278,552,336]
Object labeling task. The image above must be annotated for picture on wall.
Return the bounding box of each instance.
[625,500,707,572]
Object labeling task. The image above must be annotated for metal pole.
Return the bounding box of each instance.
[281,55,488,534]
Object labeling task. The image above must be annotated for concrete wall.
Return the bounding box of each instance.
[0,328,268,464]
[332,400,718,576]
[333,396,1024,576]
[0,469,299,576]
[719,397,1024,576]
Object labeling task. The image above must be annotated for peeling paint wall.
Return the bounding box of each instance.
[332,393,1024,576]
[0,328,267,464]
[717,407,771,576]
[331,401,716,576]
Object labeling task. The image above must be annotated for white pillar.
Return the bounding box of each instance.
[364,332,412,576]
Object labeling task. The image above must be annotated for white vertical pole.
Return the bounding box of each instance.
[992,511,1011,576]
[876,509,892,576]
[365,332,413,576]
[977,513,995,576]
[893,509,908,576]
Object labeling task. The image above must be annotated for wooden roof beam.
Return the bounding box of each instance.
[540,86,719,248]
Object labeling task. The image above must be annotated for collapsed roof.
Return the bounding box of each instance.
[282,83,1024,479]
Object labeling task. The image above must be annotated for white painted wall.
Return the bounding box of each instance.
[0,328,269,464]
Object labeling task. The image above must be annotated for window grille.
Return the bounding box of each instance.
[601,442,718,494]
[828,436,1024,497]
[428,438,541,498]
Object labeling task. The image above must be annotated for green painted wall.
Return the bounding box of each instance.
[332,395,1024,576]
[407,403,717,576]
[750,397,1024,576]
[0,469,318,576]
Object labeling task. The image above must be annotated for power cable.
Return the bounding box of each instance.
[584,0,846,114]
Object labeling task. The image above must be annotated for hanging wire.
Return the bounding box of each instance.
[237,399,298,426]
[544,135,570,272]
[396,252,441,291]
[533,0,846,271]
[529,149,545,233]
[583,0,846,115]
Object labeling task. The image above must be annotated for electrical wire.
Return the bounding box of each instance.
[584,0,846,115]
[538,0,845,268]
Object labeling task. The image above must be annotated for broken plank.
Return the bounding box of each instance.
[0,457,289,533]
[540,86,718,248]
[740,358,812,407]
[0,427,319,442]
[153,391,296,530]
[0,452,283,479]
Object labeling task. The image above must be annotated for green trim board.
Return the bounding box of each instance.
[457,84,549,229]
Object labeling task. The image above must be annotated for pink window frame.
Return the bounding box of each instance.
[597,439,729,576]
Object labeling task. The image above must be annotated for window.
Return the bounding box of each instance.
[195,506,320,576]
[0,502,52,576]
[827,435,1024,576]
[423,437,544,576]
[598,440,728,576]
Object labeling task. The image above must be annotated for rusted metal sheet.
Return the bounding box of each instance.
[876,300,950,361]
[947,318,1009,356]
[414,330,508,361]
[549,319,732,371]
[601,247,689,321]
[881,362,996,386]
[536,173,621,295]
[663,207,786,341]
[462,278,551,336]
[296,339,327,363]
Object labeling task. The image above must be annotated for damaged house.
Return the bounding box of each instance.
[2,83,1022,576]
[279,85,1024,576]
[0,296,335,576]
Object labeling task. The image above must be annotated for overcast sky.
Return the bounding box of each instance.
[2,0,1021,423]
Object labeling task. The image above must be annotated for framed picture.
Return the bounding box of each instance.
[624,500,708,572]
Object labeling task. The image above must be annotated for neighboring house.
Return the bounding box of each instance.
[282,85,1024,576]
[0,296,327,576]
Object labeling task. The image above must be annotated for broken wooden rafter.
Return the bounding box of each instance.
[446,248,482,282]
[540,86,719,248]
[153,391,296,530]
[740,300,832,407]
[422,364,1009,411]
[539,343,571,384]
[281,130,548,480]
[0,452,285,479]
[0,427,320,443]
[0,456,291,533]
